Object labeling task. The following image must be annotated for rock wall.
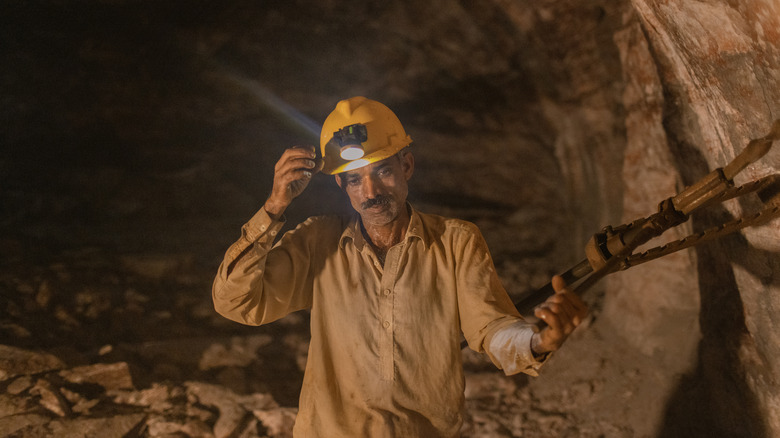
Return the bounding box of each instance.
[629,1,780,435]
[510,0,780,436]
[525,1,780,436]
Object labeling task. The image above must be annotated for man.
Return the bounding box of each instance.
[213,96,587,437]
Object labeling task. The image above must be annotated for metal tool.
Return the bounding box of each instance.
[514,119,780,318]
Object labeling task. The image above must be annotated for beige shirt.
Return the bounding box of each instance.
[213,205,543,437]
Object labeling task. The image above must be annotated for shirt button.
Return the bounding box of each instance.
[383,289,391,296]
[383,321,390,329]
[260,225,267,231]
[270,230,277,236]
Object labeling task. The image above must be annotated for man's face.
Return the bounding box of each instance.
[336,151,414,228]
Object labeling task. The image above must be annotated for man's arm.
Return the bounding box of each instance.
[484,275,588,375]
[454,223,543,375]
[212,146,322,325]
[455,224,587,375]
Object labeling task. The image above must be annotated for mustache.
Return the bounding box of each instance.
[361,195,392,210]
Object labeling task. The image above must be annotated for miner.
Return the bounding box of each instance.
[212,96,587,437]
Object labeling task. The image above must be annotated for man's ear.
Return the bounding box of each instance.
[334,174,344,190]
[401,150,414,181]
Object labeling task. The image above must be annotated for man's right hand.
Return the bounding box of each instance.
[264,146,323,218]
[531,275,588,354]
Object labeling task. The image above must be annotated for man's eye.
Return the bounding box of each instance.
[346,178,359,186]
[378,168,391,177]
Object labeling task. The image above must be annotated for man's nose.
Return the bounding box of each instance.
[362,174,382,198]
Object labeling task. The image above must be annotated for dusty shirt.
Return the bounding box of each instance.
[212,205,543,437]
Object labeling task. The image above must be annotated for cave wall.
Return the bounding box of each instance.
[546,0,780,436]
[628,1,780,435]
[491,1,780,436]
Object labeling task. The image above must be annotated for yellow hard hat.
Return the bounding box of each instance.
[320,96,412,175]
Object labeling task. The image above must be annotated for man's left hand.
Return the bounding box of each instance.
[531,275,588,355]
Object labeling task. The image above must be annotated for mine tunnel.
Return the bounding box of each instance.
[2,0,780,437]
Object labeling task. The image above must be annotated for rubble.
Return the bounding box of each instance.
[144,414,213,437]
[186,381,276,438]
[0,392,34,418]
[41,414,146,438]
[465,372,518,402]
[0,345,65,381]
[30,378,71,417]
[0,345,300,437]
[110,382,180,412]
[59,386,100,415]
[0,342,582,437]
[252,408,297,438]
[59,362,134,391]
[0,414,51,437]
[198,335,273,370]
[6,376,33,395]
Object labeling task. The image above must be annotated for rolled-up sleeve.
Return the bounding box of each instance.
[484,321,547,376]
[212,207,314,326]
[455,223,546,375]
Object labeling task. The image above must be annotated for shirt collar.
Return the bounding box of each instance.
[339,203,428,251]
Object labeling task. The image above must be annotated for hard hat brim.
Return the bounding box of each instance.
[322,136,412,175]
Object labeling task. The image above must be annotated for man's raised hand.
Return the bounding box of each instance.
[264,146,323,217]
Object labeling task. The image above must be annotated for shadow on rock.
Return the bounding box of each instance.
[658,141,772,437]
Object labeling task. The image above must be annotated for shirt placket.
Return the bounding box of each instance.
[378,243,403,381]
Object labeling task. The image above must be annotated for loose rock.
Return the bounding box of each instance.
[7,375,34,395]
[59,362,134,391]
[0,345,65,381]
[30,378,71,417]
[43,414,147,438]
[252,407,297,438]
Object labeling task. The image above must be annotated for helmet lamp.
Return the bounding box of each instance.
[333,123,368,160]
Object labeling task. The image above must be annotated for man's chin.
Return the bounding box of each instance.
[360,207,396,227]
